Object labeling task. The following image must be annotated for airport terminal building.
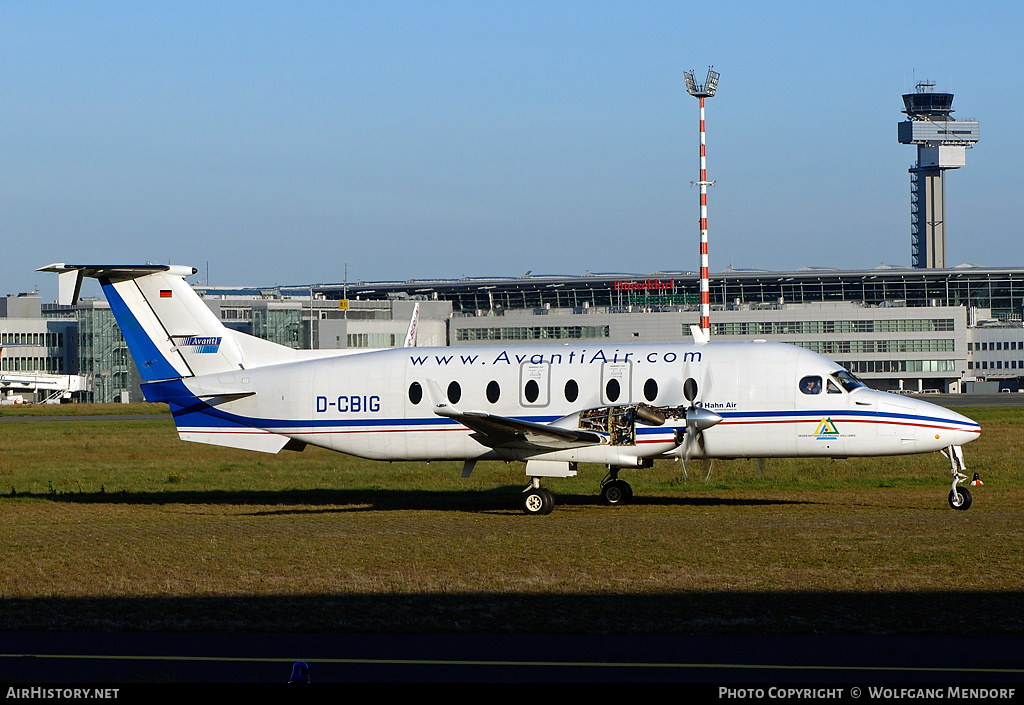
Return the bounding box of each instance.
[319,265,1024,393]
[4,265,1024,402]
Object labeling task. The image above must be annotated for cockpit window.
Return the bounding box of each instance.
[832,369,866,392]
[799,376,822,395]
[827,379,842,394]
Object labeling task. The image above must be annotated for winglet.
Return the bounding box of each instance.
[689,324,710,345]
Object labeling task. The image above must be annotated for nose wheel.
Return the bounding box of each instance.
[948,486,972,511]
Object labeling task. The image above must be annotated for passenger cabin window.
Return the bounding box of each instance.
[524,379,540,403]
[447,381,462,404]
[643,378,658,402]
[564,379,579,403]
[486,380,500,404]
[605,378,621,402]
[409,381,423,405]
[799,376,822,395]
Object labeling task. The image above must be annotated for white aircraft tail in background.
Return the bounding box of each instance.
[39,262,982,514]
[404,302,420,347]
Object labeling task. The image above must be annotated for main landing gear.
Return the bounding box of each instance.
[600,466,633,506]
[942,444,973,511]
[522,478,555,516]
[522,466,636,514]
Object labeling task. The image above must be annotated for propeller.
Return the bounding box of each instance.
[672,367,722,480]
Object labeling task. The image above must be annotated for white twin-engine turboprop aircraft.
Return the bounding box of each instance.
[40,263,982,515]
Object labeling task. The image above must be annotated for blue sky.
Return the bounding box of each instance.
[3,1,1022,300]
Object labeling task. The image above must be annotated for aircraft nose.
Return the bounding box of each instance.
[917,398,981,448]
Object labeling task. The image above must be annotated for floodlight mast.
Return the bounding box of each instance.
[684,67,719,339]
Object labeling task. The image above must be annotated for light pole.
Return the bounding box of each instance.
[684,67,719,340]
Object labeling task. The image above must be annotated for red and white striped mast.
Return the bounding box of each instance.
[684,67,719,340]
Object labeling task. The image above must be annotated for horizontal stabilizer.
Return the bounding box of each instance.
[37,264,198,305]
[178,429,295,454]
[190,390,256,403]
[143,379,256,403]
[141,379,293,454]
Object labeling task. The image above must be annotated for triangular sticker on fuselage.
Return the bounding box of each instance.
[814,417,839,437]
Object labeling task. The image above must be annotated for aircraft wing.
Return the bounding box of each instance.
[445,410,603,449]
[425,380,603,450]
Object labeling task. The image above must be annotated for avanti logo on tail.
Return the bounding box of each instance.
[175,336,223,354]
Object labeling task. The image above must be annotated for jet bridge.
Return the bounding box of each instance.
[0,372,89,404]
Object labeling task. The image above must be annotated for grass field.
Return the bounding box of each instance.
[1,404,1022,634]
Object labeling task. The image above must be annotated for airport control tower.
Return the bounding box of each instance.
[898,81,979,269]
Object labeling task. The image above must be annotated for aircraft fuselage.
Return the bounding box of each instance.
[165,341,979,467]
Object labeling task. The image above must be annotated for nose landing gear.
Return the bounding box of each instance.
[942,445,973,511]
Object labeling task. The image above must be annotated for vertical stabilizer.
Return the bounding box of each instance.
[37,263,288,381]
[101,270,248,379]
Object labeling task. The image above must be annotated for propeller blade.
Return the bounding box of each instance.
[672,365,717,479]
